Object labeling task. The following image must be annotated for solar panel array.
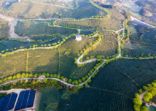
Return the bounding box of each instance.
[0,90,36,111]
[15,90,36,110]
[0,93,17,111]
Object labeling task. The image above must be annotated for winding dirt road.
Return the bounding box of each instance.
[76,54,97,65]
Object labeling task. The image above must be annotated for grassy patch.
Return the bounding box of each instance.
[0,51,27,76]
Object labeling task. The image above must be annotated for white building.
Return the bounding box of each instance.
[75,34,82,41]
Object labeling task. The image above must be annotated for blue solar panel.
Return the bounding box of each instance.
[15,90,36,111]
[0,90,36,111]
[26,90,36,108]
[20,90,30,109]
[15,90,27,110]
[0,93,17,111]
[6,93,17,110]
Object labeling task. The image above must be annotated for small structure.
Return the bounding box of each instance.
[0,89,37,111]
[4,1,11,6]
[2,0,18,9]
[75,34,82,41]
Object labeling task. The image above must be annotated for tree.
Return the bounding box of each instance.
[134,94,142,106]
[144,92,153,102]
[16,74,21,79]
[141,106,149,111]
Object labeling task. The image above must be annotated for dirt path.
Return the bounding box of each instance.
[0,13,29,40]
[76,54,97,65]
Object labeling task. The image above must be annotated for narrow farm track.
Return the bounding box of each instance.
[0,78,74,87]
[76,54,97,65]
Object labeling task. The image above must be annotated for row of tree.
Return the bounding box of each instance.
[0,60,104,90]
[76,32,102,64]
[0,34,74,55]
[68,60,103,87]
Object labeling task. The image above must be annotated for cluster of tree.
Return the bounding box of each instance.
[0,73,33,84]
[143,82,156,103]
[133,80,156,111]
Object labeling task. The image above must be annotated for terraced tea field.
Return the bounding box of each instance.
[123,21,156,57]
[84,31,118,59]
[55,10,124,31]
[39,59,156,111]
[0,0,156,111]
[0,36,96,79]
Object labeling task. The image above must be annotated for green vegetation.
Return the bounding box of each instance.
[0,60,103,89]
[89,0,110,14]
[0,32,104,88]
[0,19,9,39]
[133,81,156,111]
[38,88,60,111]
[60,0,107,18]
[15,21,77,37]
[84,32,118,59]
[0,34,97,78]
[0,1,156,111]
[0,31,114,92]
[55,12,123,31]
[123,21,156,57]
[38,87,80,111]
[0,29,122,91]
[2,14,154,92]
